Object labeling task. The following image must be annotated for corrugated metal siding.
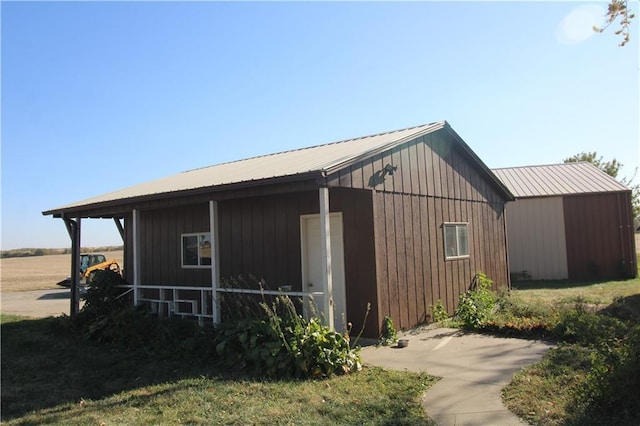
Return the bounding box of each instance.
[506,197,568,280]
[493,162,629,198]
[564,192,637,280]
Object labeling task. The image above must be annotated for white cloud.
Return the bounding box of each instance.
[556,4,605,45]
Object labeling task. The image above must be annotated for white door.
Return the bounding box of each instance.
[301,213,347,330]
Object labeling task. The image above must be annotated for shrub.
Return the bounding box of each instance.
[79,269,129,320]
[69,271,212,357]
[214,294,361,379]
[552,305,628,346]
[430,300,449,323]
[580,325,640,422]
[455,272,497,330]
[377,316,398,346]
[69,272,362,379]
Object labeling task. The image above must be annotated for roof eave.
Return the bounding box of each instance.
[42,170,325,218]
[511,188,633,200]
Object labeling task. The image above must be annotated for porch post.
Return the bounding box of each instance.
[209,200,220,324]
[113,217,125,242]
[132,209,140,305]
[319,187,334,330]
[63,215,81,318]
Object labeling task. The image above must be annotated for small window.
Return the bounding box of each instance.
[443,223,469,260]
[182,233,212,268]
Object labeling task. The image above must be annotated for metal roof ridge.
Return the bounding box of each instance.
[183,121,444,174]
[492,161,592,171]
[320,121,446,174]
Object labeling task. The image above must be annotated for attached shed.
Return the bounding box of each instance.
[493,162,637,281]
[44,121,513,337]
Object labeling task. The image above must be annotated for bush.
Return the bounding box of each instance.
[552,305,628,346]
[377,316,398,346]
[214,295,361,379]
[69,271,212,357]
[455,272,497,330]
[430,300,449,323]
[79,269,129,319]
[67,272,362,379]
[580,325,640,422]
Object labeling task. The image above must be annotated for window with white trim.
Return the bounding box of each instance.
[443,223,469,260]
[181,233,212,268]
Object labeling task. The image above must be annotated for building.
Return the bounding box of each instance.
[44,121,514,336]
[493,162,637,281]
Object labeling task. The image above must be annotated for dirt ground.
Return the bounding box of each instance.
[0,251,124,293]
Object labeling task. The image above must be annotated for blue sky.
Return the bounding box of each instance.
[2,1,638,249]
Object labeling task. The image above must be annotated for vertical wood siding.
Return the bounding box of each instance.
[138,203,211,286]
[330,128,510,332]
[372,192,508,330]
[217,189,378,335]
[328,130,504,204]
[564,192,637,280]
[506,197,569,280]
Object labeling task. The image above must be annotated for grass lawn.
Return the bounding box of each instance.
[511,278,640,307]
[1,314,437,425]
[501,272,640,426]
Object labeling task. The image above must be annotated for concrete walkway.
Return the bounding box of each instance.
[361,327,554,426]
[1,289,75,318]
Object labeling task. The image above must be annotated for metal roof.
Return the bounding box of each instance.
[492,162,629,198]
[44,121,449,214]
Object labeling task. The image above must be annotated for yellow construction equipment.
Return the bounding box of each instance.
[56,253,122,287]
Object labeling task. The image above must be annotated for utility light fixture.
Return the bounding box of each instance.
[383,164,397,176]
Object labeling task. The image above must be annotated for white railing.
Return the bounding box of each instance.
[121,284,323,325]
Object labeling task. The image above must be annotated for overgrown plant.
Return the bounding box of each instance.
[377,316,398,346]
[78,269,129,320]
[455,272,497,330]
[70,271,210,356]
[214,292,362,379]
[504,293,640,425]
[430,300,449,323]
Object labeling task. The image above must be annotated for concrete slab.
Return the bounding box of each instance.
[1,289,76,318]
[361,327,554,426]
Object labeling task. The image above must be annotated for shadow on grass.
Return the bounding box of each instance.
[1,316,436,425]
[0,316,223,421]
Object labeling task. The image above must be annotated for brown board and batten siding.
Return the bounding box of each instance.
[327,128,510,330]
[217,189,379,336]
[564,192,636,280]
[137,203,211,286]
[134,189,380,335]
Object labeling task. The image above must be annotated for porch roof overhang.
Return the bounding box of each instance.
[43,171,325,219]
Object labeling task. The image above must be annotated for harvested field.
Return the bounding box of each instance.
[1,251,124,293]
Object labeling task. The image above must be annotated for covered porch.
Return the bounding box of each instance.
[48,187,341,330]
